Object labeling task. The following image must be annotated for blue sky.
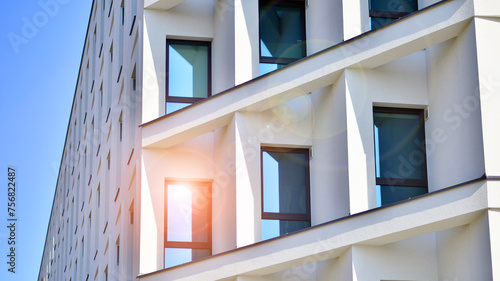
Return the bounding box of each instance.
[0,1,92,280]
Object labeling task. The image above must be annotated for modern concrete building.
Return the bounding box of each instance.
[39,0,500,280]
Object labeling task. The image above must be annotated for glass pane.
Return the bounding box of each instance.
[164,248,192,268]
[164,248,211,268]
[167,184,210,243]
[263,152,280,213]
[166,102,191,114]
[262,150,309,214]
[371,17,396,29]
[168,43,208,98]
[262,219,311,240]
[167,185,193,242]
[259,4,305,60]
[259,62,286,75]
[374,111,425,180]
[280,220,310,235]
[377,185,427,206]
[370,0,417,13]
[191,185,211,243]
[262,219,280,240]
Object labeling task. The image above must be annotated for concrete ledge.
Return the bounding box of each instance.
[144,0,184,10]
[138,179,492,281]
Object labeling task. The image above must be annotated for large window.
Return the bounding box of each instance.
[259,0,306,75]
[369,0,417,29]
[166,40,211,114]
[164,181,211,268]
[373,107,428,206]
[261,147,311,240]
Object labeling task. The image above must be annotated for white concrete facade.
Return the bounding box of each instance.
[40,0,500,280]
[38,0,142,280]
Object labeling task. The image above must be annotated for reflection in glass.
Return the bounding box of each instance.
[262,151,308,214]
[259,62,286,76]
[166,102,191,114]
[374,112,425,180]
[165,182,211,268]
[373,109,427,207]
[370,0,417,13]
[376,185,427,206]
[262,148,310,240]
[167,185,193,242]
[369,0,418,29]
[262,219,311,240]
[168,44,209,98]
[164,248,211,268]
[371,17,396,29]
[259,5,305,60]
[259,1,305,74]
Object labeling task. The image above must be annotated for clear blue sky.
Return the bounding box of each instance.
[0,1,92,280]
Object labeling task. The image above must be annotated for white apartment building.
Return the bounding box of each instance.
[39,0,500,280]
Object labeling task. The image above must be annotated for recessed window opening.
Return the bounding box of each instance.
[120,0,124,25]
[166,40,211,114]
[164,181,212,268]
[369,0,418,29]
[107,151,111,170]
[261,147,311,240]
[373,107,428,206]
[116,236,120,266]
[259,0,306,75]
[119,112,123,142]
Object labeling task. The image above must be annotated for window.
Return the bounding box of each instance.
[369,0,417,29]
[259,0,306,75]
[164,181,211,268]
[109,43,113,63]
[119,112,123,142]
[107,152,110,170]
[129,201,134,224]
[166,40,211,114]
[116,236,120,266]
[261,147,311,240]
[120,0,124,25]
[373,107,428,206]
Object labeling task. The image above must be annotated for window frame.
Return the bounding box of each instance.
[165,39,212,112]
[373,107,428,198]
[163,180,212,266]
[260,147,311,224]
[258,0,307,65]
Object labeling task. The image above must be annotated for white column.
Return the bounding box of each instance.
[310,81,350,224]
[345,70,376,214]
[234,0,259,85]
[342,0,370,41]
[474,17,500,177]
[234,113,261,247]
[139,152,160,274]
[488,209,500,279]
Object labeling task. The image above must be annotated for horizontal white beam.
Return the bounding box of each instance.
[138,179,496,281]
[144,0,185,10]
